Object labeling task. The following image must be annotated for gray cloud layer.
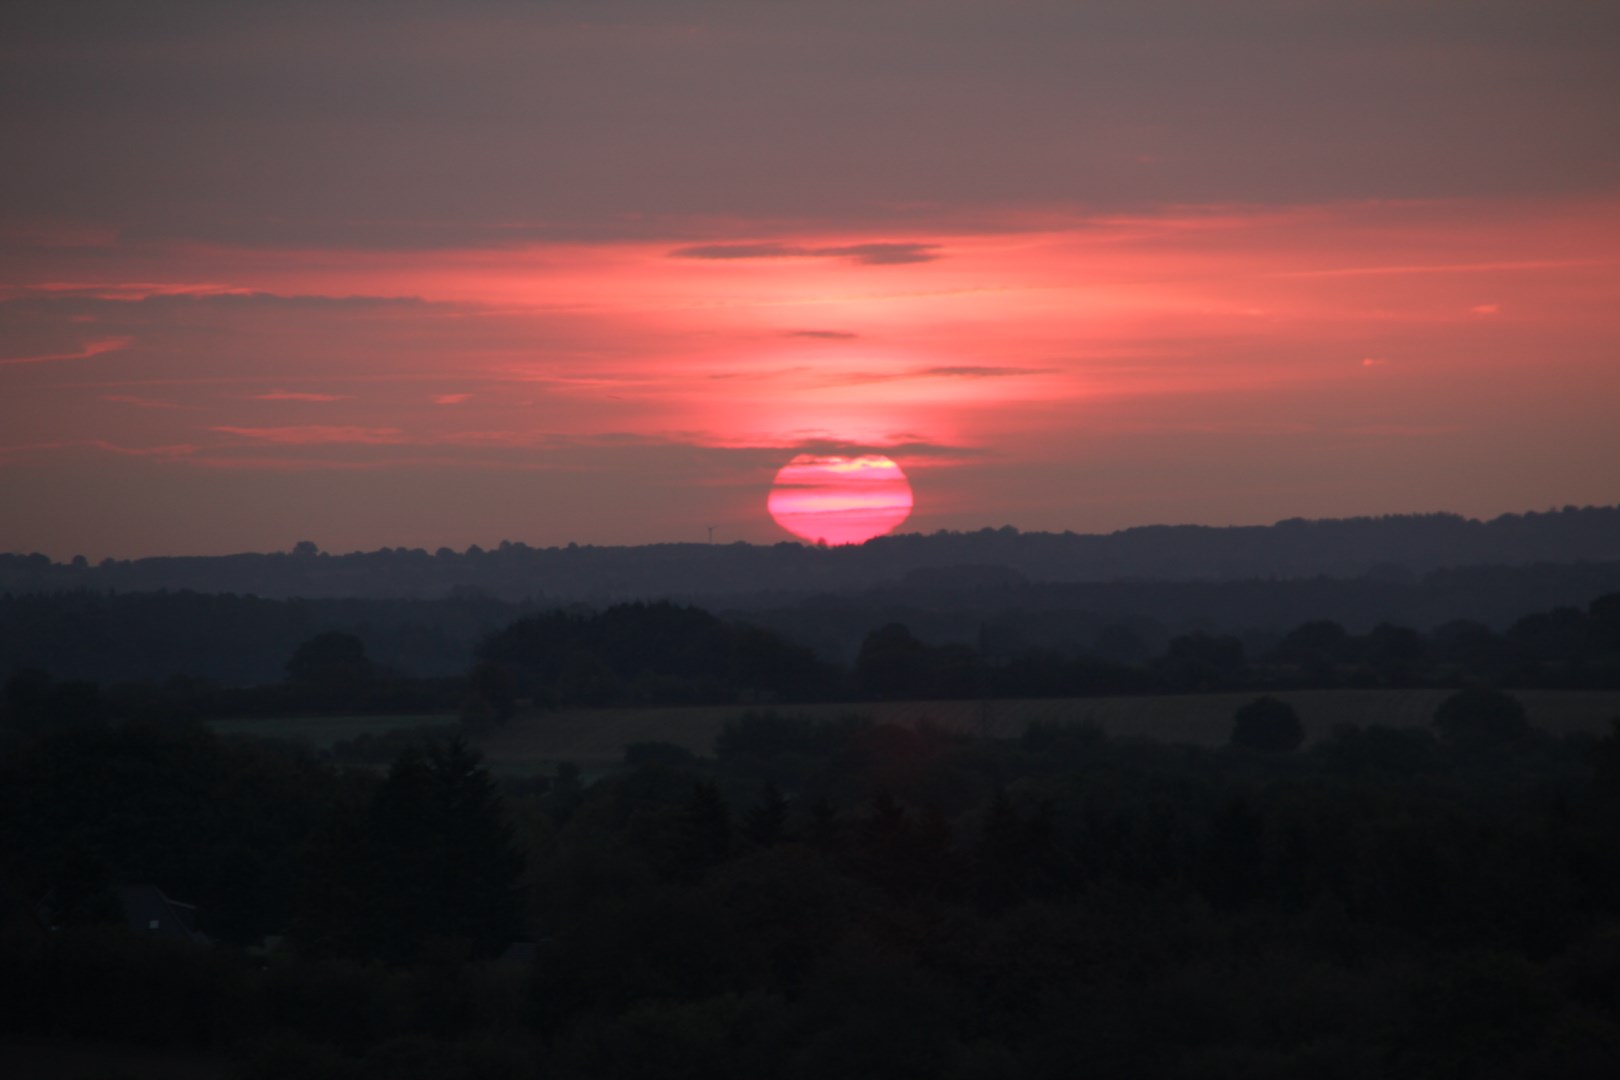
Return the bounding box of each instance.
[5,1,1617,251]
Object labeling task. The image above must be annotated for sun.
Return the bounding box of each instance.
[767,454,914,545]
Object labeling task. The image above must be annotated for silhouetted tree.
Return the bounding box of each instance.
[731,624,830,700]
[1433,687,1531,748]
[1317,722,1438,777]
[1158,632,1245,689]
[366,738,523,961]
[976,789,1027,910]
[424,738,524,951]
[855,623,979,700]
[1508,607,1592,664]
[1202,797,1265,910]
[1230,696,1304,753]
[745,782,788,846]
[1093,623,1150,664]
[468,661,518,721]
[1591,592,1620,648]
[1280,619,1349,658]
[290,777,379,959]
[1591,719,1620,830]
[458,692,499,733]
[1431,619,1513,680]
[1,668,52,737]
[805,796,842,851]
[285,631,372,688]
[1277,619,1349,683]
[1365,622,1427,684]
[554,650,618,706]
[676,781,732,877]
[855,623,934,700]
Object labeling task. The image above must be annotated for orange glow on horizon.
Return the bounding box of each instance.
[767,454,914,545]
[5,195,1620,554]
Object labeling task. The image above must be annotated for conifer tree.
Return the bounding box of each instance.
[745,782,788,846]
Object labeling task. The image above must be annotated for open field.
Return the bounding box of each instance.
[210,713,454,747]
[206,691,1620,774]
[468,688,1620,774]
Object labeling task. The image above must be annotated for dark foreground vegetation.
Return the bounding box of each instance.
[4,579,1620,1076]
[6,688,1620,1078]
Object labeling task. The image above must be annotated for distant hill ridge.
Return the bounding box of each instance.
[3,504,1619,602]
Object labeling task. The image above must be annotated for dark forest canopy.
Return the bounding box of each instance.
[5,504,1620,602]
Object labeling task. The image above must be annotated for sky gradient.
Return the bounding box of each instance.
[3,0,1618,558]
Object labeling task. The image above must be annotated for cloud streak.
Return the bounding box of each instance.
[0,337,131,366]
[671,242,940,265]
[211,426,408,446]
[255,390,350,402]
[920,366,1055,379]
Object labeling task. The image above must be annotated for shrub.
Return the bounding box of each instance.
[1229,696,1304,753]
[1433,687,1531,747]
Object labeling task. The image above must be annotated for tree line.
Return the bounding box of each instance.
[3,559,1618,692]
[4,503,1619,601]
[469,592,1620,712]
[3,592,1617,742]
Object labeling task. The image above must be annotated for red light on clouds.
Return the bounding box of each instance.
[767,454,914,545]
[7,195,1620,556]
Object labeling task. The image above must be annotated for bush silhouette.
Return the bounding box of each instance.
[1433,687,1531,747]
[1230,696,1304,752]
[285,631,371,687]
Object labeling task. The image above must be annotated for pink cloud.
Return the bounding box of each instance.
[1270,258,1603,280]
[189,456,411,472]
[4,193,1617,554]
[255,390,350,402]
[13,282,247,300]
[89,440,198,458]
[211,425,408,445]
[435,430,549,448]
[0,337,131,366]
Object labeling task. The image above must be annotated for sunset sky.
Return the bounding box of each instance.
[3,1,1618,558]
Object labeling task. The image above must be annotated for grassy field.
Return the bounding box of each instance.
[468,688,1620,774]
[205,691,1620,774]
[210,712,454,748]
